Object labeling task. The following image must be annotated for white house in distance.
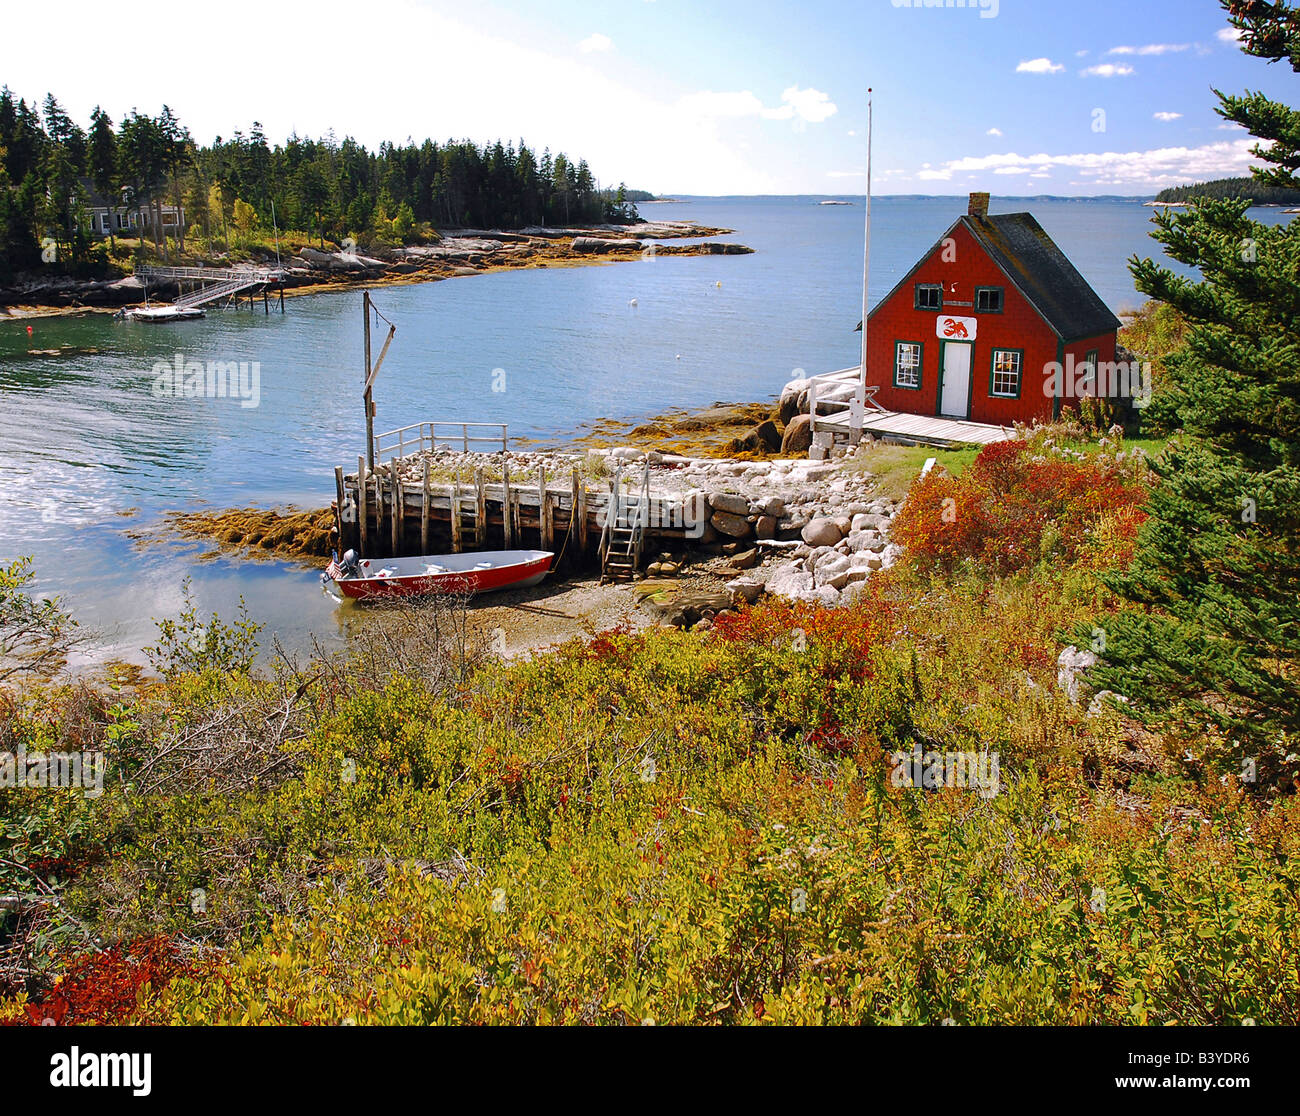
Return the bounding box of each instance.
[80,181,184,237]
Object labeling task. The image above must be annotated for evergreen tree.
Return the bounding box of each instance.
[1088,0,1300,786]
[88,107,119,249]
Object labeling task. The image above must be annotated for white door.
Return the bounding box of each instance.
[940,342,972,417]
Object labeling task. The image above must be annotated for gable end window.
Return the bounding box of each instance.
[990,349,1022,398]
[975,286,1004,313]
[915,284,943,311]
[894,341,923,390]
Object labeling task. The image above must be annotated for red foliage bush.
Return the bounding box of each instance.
[9,937,193,1026]
[712,575,901,684]
[891,439,1147,575]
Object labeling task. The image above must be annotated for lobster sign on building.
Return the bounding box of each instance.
[937,315,977,341]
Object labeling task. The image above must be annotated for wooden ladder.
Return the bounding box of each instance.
[451,468,487,551]
[600,461,650,582]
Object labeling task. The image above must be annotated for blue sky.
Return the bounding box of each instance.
[2,0,1293,195]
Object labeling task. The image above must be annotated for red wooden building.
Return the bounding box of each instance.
[861,192,1121,426]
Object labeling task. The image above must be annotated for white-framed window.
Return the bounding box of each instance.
[991,349,1022,398]
[895,341,923,389]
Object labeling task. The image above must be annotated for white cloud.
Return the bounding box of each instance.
[0,0,791,195]
[1081,63,1135,77]
[1108,43,1190,55]
[987,127,1003,136]
[676,84,837,124]
[1017,58,1065,74]
[778,85,838,123]
[1153,111,1183,122]
[577,33,613,53]
[925,138,1259,189]
[1217,27,1245,44]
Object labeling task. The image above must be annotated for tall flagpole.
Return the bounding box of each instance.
[860,88,873,389]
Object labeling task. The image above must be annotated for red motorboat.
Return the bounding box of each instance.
[322,549,554,601]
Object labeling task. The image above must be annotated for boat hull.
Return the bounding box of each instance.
[324,550,554,601]
[121,307,206,323]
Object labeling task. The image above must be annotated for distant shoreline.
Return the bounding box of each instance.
[0,221,752,319]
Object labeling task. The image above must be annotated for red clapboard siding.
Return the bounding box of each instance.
[864,216,1117,426]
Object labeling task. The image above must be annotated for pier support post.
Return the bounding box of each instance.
[358,456,369,557]
[334,466,346,554]
[390,460,402,555]
[450,473,462,553]
[538,466,551,551]
[474,467,486,548]
[503,462,513,549]
[576,471,589,561]
[570,468,582,569]
[421,459,431,553]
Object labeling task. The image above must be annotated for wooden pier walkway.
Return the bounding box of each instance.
[332,452,700,580]
[135,265,287,312]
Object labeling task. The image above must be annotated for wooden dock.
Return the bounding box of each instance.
[331,453,704,578]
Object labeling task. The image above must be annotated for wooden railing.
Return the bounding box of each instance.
[807,366,884,444]
[375,421,509,460]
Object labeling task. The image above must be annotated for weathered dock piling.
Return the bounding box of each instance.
[332,444,705,581]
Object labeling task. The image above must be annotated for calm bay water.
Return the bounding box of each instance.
[0,195,1291,665]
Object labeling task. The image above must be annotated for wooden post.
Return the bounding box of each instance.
[357,455,369,556]
[503,462,513,549]
[570,468,582,569]
[363,291,374,471]
[390,459,402,555]
[576,470,589,560]
[474,467,486,548]
[511,486,521,546]
[450,473,462,553]
[334,466,347,553]
[421,459,431,553]
[538,465,551,551]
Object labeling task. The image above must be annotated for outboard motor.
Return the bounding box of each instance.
[339,549,361,578]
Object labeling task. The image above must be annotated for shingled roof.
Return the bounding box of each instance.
[963,212,1121,341]
[861,210,1121,342]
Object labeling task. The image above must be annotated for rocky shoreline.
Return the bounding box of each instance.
[0,220,752,316]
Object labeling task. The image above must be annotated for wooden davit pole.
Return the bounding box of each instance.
[363,291,374,470]
[860,88,873,391]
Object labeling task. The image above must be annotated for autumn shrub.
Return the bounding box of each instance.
[892,437,1149,576]
[2,936,193,1026]
[5,479,1299,1024]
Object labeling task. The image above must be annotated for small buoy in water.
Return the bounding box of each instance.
[676,354,682,360]
[629,298,638,307]
[716,281,722,288]
[26,325,33,335]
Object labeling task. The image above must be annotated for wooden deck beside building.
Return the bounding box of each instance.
[819,406,1015,447]
[808,365,1016,448]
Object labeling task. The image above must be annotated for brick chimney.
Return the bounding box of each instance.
[968,191,990,218]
